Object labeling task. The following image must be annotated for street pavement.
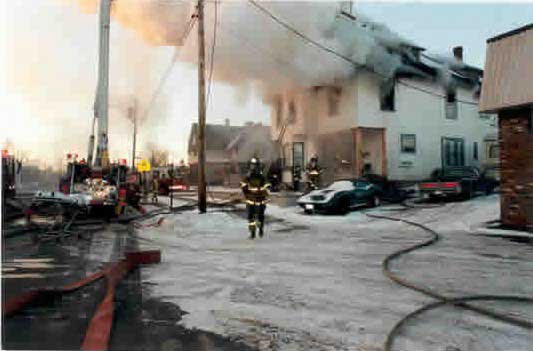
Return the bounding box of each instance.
[2,194,532,351]
[135,194,533,351]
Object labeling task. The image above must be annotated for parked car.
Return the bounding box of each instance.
[418,166,499,200]
[297,179,382,214]
[159,176,189,195]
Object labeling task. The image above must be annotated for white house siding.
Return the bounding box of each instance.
[271,72,496,182]
[355,71,497,180]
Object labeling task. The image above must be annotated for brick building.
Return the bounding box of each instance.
[480,24,533,228]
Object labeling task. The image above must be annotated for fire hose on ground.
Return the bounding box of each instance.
[363,212,533,351]
[3,250,161,351]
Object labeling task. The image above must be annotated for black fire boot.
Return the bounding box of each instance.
[249,222,256,239]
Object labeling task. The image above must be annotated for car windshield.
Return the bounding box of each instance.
[353,180,372,189]
[327,181,355,191]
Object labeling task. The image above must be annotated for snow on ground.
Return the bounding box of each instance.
[136,195,533,351]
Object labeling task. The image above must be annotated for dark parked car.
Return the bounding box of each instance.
[418,166,499,200]
[297,179,382,214]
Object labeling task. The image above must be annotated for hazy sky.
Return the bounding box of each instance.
[1,1,532,169]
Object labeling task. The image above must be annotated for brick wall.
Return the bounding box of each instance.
[498,108,533,227]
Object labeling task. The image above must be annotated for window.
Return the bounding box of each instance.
[488,144,500,159]
[473,142,478,160]
[445,91,458,119]
[288,100,297,124]
[400,134,416,153]
[442,137,465,167]
[328,87,342,116]
[380,81,395,111]
[275,96,282,128]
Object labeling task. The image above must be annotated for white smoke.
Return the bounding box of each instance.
[92,1,419,98]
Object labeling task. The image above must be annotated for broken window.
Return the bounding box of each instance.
[328,87,342,116]
[275,96,283,128]
[288,100,297,124]
[445,91,458,119]
[380,80,395,111]
[400,134,416,153]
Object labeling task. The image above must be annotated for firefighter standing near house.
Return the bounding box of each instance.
[241,157,270,239]
[306,155,323,191]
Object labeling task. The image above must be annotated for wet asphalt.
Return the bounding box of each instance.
[2,214,254,351]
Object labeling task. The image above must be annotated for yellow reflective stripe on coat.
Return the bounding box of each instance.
[245,199,269,205]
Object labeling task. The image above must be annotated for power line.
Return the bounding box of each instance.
[141,14,197,122]
[247,0,480,106]
[247,0,359,67]
[397,80,479,106]
[206,0,218,108]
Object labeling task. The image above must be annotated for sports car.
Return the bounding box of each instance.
[297,179,382,214]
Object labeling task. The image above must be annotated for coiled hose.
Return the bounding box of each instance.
[364,212,533,351]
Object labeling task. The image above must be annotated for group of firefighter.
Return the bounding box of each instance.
[241,155,322,239]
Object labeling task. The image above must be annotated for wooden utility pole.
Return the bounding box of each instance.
[130,99,138,169]
[197,0,207,213]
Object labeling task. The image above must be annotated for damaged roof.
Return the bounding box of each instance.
[188,123,243,152]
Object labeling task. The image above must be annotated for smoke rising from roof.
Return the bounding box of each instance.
[84,1,418,97]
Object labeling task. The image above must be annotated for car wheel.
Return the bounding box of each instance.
[372,195,381,207]
[338,197,350,215]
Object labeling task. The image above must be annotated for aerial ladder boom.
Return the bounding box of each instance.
[91,0,111,169]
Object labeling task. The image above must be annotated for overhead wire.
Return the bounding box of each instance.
[247,0,480,106]
[140,14,198,123]
[206,0,218,108]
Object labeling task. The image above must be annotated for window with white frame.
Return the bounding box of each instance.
[400,134,416,153]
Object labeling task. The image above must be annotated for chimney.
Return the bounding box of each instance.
[453,46,463,62]
[225,118,230,127]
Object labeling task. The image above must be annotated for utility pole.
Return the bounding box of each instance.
[129,99,138,169]
[197,0,207,213]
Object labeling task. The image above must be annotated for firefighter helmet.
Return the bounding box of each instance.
[249,157,261,173]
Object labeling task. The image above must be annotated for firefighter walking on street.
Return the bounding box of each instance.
[241,157,270,239]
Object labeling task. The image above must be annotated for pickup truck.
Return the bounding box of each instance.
[418,166,499,200]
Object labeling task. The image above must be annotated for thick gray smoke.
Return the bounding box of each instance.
[92,1,418,98]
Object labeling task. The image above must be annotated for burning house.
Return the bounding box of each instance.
[479,23,533,228]
[270,10,497,185]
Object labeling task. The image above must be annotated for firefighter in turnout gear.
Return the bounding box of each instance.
[241,157,270,239]
[306,155,323,192]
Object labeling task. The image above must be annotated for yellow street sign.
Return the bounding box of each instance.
[137,159,151,172]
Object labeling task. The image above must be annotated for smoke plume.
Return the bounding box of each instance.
[81,1,417,97]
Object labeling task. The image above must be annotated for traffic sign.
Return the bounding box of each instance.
[137,159,151,172]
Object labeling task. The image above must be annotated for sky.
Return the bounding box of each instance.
[1,1,532,169]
